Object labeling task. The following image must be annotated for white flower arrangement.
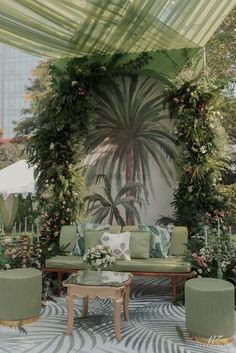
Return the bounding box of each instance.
[82,245,116,271]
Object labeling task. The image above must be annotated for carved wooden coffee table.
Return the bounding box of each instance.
[63,270,132,341]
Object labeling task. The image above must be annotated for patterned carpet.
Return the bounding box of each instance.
[0,277,235,353]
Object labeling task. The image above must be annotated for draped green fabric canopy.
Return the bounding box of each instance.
[0,0,234,59]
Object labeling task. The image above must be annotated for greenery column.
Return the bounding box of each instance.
[165,71,228,235]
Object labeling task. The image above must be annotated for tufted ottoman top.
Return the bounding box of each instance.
[186,277,234,292]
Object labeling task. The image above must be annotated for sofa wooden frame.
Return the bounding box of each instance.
[42,267,193,301]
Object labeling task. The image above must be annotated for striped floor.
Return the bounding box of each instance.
[0,277,235,353]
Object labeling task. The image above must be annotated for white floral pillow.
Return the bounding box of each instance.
[101,232,131,260]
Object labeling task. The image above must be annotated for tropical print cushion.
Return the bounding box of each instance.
[101,232,131,260]
[138,224,173,258]
[71,223,110,255]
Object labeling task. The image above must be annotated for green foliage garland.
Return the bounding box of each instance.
[165,71,229,234]
[26,53,152,245]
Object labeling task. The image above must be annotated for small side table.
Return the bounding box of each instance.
[63,271,132,341]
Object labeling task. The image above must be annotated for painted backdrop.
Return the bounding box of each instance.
[85,75,177,224]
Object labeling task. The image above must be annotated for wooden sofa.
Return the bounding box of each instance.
[43,225,192,301]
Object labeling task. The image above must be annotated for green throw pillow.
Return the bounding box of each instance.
[71,223,110,255]
[129,231,150,259]
[72,224,121,255]
[138,224,172,258]
[60,225,77,253]
[84,230,104,250]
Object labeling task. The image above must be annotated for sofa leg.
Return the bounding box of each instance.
[57,272,63,296]
[171,277,177,302]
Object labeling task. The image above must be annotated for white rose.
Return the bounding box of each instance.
[188,186,193,193]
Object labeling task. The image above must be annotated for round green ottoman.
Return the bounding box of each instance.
[0,268,42,326]
[185,278,235,345]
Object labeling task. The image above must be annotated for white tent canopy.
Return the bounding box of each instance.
[0,160,35,199]
[0,160,35,231]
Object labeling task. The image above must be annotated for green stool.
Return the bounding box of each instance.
[0,268,42,326]
[185,278,235,345]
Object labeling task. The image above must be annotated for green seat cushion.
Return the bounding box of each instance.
[114,256,191,273]
[129,231,150,259]
[45,255,191,273]
[45,255,85,269]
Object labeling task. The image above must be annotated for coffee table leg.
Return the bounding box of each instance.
[66,295,74,336]
[82,296,89,318]
[113,298,121,341]
[123,284,130,321]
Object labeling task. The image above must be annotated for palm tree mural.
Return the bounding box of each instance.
[84,174,146,227]
[86,75,177,224]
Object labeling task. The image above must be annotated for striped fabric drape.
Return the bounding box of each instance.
[0,0,234,58]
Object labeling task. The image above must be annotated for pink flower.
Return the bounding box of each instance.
[197,255,207,268]
[185,165,193,174]
[198,103,206,112]
[192,253,207,268]
[173,97,180,104]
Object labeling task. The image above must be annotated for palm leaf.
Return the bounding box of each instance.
[91,207,110,224]
[113,206,125,227]
[86,203,102,215]
[85,75,177,189]
[96,174,113,203]
[117,200,141,223]
[84,193,110,207]
[115,182,147,201]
